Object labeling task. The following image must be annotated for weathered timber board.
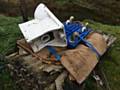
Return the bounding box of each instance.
[61,45,98,84]
[61,32,108,84]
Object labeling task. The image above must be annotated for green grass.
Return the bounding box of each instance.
[83,19,120,90]
[0,15,120,90]
[0,69,16,90]
[0,15,22,90]
[0,15,22,54]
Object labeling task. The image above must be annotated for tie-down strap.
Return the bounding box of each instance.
[47,46,61,61]
[80,37,101,58]
[47,38,101,61]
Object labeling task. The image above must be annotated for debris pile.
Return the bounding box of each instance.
[6,3,116,90]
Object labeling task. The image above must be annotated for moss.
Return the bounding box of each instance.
[0,15,22,54]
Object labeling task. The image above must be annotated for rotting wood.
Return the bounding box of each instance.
[61,45,98,84]
[6,32,116,90]
[17,39,60,64]
[55,71,68,90]
[43,64,63,73]
[44,83,56,90]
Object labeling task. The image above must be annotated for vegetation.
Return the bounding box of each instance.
[83,19,120,90]
[0,0,120,24]
[0,15,21,90]
[0,15,120,90]
[0,15,21,54]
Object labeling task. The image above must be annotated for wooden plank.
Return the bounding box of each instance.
[61,45,98,84]
[61,32,107,84]
[55,71,68,90]
[86,32,107,55]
